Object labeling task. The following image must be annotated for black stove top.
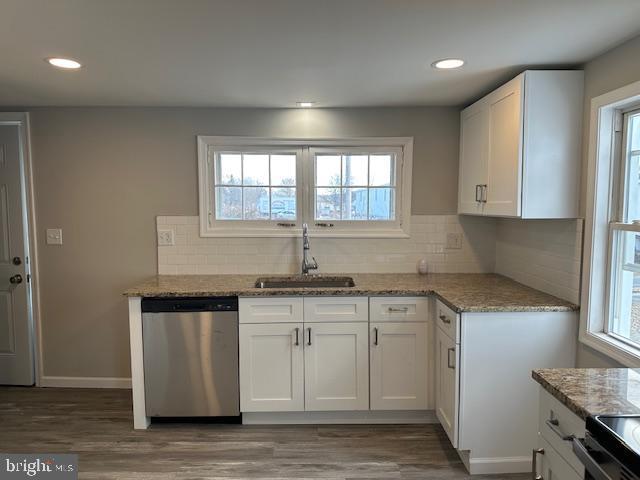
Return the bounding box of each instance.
[587,415,640,477]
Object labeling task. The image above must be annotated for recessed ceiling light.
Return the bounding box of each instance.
[431,58,465,70]
[46,57,82,70]
[296,101,315,108]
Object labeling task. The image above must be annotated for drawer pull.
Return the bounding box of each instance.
[388,306,409,313]
[307,327,312,346]
[447,347,455,369]
[532,448,544,480]
[294,327,300,346]
[373,327,379,346]
[439,314,451,324]
[545,418,574,442]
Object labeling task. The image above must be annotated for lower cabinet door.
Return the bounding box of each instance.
[370,322,428,410]
[239,323,304,412]
[304,322,369,411]
[536,436,582,480]
[435,326,459,447]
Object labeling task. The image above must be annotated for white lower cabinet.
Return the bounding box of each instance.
[304,322,369,411]
[536,436,582,480]
[370,322,428,410]
[239,322,304,412]
[435,324,459,447]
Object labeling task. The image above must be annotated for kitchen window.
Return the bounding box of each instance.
[607,109,640,349]
[581,80,640,366]
[198,137,413,238]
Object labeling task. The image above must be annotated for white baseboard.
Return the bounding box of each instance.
[242,410,437,425]
[40,376,132,389]
[467,455,531,475]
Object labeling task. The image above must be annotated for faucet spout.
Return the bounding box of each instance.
[301,223,319,275]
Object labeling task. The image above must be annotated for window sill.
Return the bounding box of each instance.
[198,225,411,239]
[580,330,640,367]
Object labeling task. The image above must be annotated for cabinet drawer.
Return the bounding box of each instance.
[536,435,583,480]
[369,297,429,323]
[435,299,459,342]
[239,297,303,324]
[303,297,368,323]
[538,387,585,476]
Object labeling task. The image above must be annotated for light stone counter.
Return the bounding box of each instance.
[124,272,578,313]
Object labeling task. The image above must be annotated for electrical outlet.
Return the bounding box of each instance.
[46,228,63,245]
[157,229,175,246]
[446,232,462,250]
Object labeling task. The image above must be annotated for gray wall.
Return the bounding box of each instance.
[575,34,640,368]
[29,107,460,378]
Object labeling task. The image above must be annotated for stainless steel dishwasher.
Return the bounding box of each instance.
[141,297,240,418]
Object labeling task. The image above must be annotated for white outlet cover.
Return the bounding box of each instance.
[446,232,462,250]
[46,228,63,245]
[157,229,175,246]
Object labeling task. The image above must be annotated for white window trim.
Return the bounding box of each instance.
[581,79,640,366]
[197,136,413,238]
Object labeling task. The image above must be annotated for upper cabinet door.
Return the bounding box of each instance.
[458,105,488,215]
[304,322,369,411]
[484,75,524,217]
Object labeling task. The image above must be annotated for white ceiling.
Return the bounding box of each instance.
[2,0,640,108]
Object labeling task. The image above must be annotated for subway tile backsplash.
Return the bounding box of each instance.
[156,215,497,275]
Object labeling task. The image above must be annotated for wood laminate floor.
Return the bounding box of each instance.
[0,387,529,479]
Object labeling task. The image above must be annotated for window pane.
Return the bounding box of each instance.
[342,155,368,186]
[342,188,367,220]
[216,154,241,185]
[316,187,341,220]
[243,187,269,219]
[611,230,640,345]
[271,155,296,186]
[630,114,640,152]
[370,154,394,186]
[626,154,640,222]
[215,186,242,219]
[368,188,395,220]
[316,155,341,186]
[271,187,296,219]
[243,154,269,185]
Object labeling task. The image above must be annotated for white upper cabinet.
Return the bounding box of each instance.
[458,70,583,218]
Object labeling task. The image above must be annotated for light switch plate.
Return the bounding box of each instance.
[157,229,175,246]
[446,232,462,250]
[46,228,63,245]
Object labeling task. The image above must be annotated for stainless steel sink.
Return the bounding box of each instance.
[254,275,355,289]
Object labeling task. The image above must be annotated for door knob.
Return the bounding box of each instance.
[9,274,23,284]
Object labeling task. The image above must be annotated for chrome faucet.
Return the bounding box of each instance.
[301,223,318,275]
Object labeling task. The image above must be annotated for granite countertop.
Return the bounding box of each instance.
[124,273,578,313]
[533,368,640,420]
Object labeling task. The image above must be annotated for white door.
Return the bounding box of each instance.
[435,326,459,447]
[458,105,488,215]
[370,322,428,410]
[0,123,34,386]
[304,322,369,411]
[484,76,524,217]
[239,323,304,412]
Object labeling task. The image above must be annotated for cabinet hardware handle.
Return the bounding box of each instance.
[475,184,481,203]
[373,327,379,346]
[315,222,334,227]
[531,448,545,480]
[439,314,451,324]
[481,184,488,203]
[294,327,299,346]
[545,418,574,442]
[388,306,409,313]
[277,222,296,227]
[447,347,455,369]
[307,327,312,346]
